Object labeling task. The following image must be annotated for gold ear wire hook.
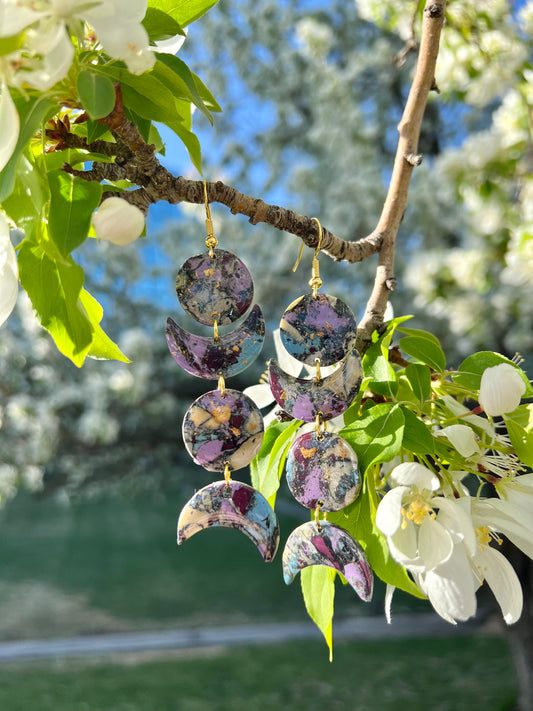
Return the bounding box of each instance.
[315,501,323,531]
[292,217,323,273]
[203,179,218,257]
[224,461,232,489]
[309,217,323,298]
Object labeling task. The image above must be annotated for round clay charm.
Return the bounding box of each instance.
[286,431,360,511]
[182,388,264,472]
[280,293,357,366]
[176,249,254,325]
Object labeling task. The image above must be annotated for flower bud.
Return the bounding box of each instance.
[91,198,145,246]
[479,363,526,416]
[0,212,18,327]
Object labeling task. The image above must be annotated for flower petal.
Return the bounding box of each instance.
[0,212,18,327]
[22,24,74,91]
[423,546,477,624]
[0,1,43,36]
[418,517,453,571]
[91,197,145,245]
[388,520,420,567]
[385,584,395,624]
[473,546,523,624]
[389,462,439,491]
[436,424,480,457]
[474,498,533,561]
[375,486,408,536]
[242,383,274,409]
[93,21,155,74]
[433,496,477,556]
[0,80,19,173]
[479,363,526,417]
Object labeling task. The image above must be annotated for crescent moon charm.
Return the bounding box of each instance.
[268,349,362,422]
[177,480,280,562]
[280,293,358,366]
[182,388,264,472]
[175,249,254,325]
[286,431,361,511]
[166,305,265,379]
[282,520,373,601]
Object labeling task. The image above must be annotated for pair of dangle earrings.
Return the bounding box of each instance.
[167,189,373,604]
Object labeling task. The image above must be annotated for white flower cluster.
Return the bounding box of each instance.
[0,0,183,173]
[377,363,530,625]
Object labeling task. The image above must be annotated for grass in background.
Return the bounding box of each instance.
[0,492,430,639]
[0,636,517,711]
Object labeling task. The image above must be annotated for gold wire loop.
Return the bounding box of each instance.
[315,411,325,439]
[292,217,323,273]
[315,357,321,384]
[224,461,232,488]
[315,501,323,531]
[203,179,217,257]
[213,318,219,343]
[218,373,226,396]
[309,217,323,298]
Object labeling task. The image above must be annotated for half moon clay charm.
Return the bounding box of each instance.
[280,293,357,366]
[176,249,254,325]
[286,431,360,511]
[268,349,362,422]
[178,480,279,562]
[282,520,373,602]
[166,305,265,379]
[182,388,264,472]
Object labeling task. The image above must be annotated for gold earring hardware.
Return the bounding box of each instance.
[315,501,323,531]
[224,461,232,489]
[218,373,226,396]
[203,179,218,257]
[315,357,321,384]
[292,218,323,298]
[315,410,325,439]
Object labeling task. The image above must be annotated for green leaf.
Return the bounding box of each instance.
[329,475,424,599]
[147,0,220,27]
[154,54,221,123]
[453,351,533,397]
[300,566,336,661]
[397,327,446,373]
[0,96,55,201]
[400,407,435,454]
[250,419,302,507]
[79,290,130,362]
[17,240,93,366]
[1,154,48,236]
[86,119,112,143]
[362,341,397,398]
[340,403,405,474]
[143,7,185,41]
[47,171,102,256]
[504,405,533,468]
[404,363,431,405]
[76,70,116,120]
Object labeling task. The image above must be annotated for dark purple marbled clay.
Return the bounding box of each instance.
[269,349,362,422]
[177,480,279,562]
[176,249,254,325]
[182,388,264,472]
[286,431,360,511]
[166,305,265,379]
[280,293,357,366]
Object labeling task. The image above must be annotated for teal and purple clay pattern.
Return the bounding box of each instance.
[280,293,357,366]
[286,431,360,511]
[176,249,254,325]
[177,480,279,562]
[166,305,265,379]
[282,520,373,602]
[182,388,264,472]
[268,349,362,422]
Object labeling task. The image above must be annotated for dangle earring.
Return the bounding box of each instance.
[269,219,373,601]
[166,181,279,563]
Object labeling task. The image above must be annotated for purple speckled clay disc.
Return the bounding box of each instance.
[286,431,360,511]
[182,388,264,472]
[269,349,362,422]
[280,293,357,366]
[176,249,254,325]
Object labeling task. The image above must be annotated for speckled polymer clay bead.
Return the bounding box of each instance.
[176,249,254,325]
[280,293,357,366]
[268,349,362,422]
[182,388,264,472]
[177,480,279,562]
[286,431,360,511]
[166,305,265,379]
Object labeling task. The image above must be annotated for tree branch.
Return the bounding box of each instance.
[355,0,447,352]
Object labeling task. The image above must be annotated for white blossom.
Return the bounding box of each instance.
[0,212,18,327]
[479,363,526,416]
[91,197,145,246]
[0,78,19,172]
